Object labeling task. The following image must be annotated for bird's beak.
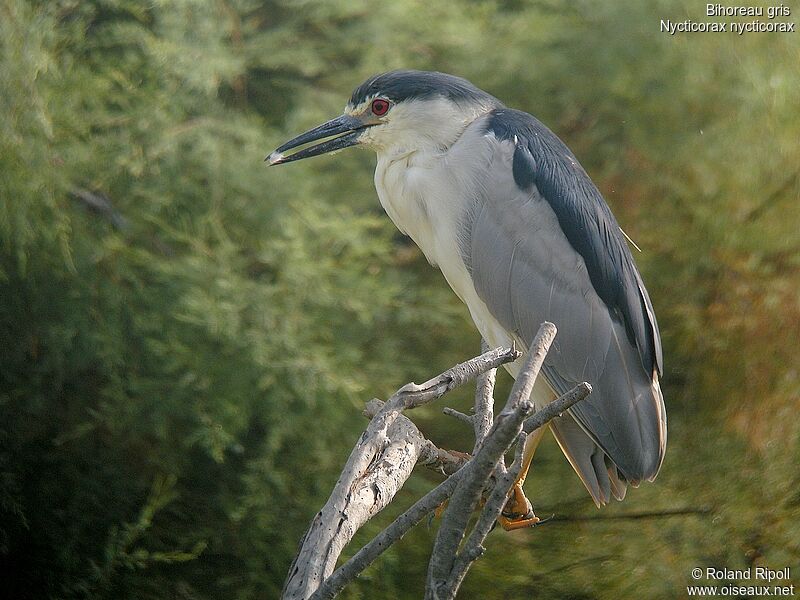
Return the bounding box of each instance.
[266,114,369,166]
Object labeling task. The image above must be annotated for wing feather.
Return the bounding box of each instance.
[461,109,666,485]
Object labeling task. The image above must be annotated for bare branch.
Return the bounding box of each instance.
[444,431,528,594]
[69,188,130,231]
[442,407,474,426]
[523,382,593,434]
[440,381,594,597]
[285,323,596,600]
[282,408,427,599]
[426,323,556,599]
[504,323,556,413]
[366,399,469,477]
[543,507,713,524]
[282,345,519,599]
[309,465,470,600]
[388,344,520,413]
[743,170,798,222]
[427,403,534,598]
[471,339,496,453]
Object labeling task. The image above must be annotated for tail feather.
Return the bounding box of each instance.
[549,412,628,506]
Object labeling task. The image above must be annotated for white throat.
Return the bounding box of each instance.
[372,110,513,324]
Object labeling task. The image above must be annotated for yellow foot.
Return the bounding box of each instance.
[498,513,540,530]
[498,483,540,531]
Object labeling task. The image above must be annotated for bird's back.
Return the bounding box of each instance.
[465,108,666,487]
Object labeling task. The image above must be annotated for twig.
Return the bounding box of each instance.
[523,382,593,434]
[427,397,535,599]
[472,339,497,453]
[439,382,594,597]
[381,344,520,422]
[444,431,528,594]
[532,554,618,578]
[426,323,557,600]
[442,407,474,426]
[504,325,556,413]
[68,188,130,231]
[543,507,713,524]
[68,187,177,256]
[743,171,798,222]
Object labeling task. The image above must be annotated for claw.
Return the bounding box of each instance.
[498,482,540,530]
[498,514,541,530]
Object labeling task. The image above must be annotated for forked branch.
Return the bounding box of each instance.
[283,323,591,600]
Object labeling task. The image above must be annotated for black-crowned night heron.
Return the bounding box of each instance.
[268,70,665,529]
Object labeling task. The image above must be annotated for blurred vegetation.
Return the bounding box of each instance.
[1,0,797,598]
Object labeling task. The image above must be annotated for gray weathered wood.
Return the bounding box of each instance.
[282,345,520,600]
[425,323,557,599]
[471,339,497,453]
[283,324,592,600]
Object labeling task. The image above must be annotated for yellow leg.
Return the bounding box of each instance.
[498,426,548,530]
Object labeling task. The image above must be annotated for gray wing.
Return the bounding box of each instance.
[461,109,666,501]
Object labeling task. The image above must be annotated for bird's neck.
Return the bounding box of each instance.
[372,113,495,267]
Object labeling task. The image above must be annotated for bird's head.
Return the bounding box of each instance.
[267,70,500,165]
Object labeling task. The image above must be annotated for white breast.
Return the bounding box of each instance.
[373,119,556,407]
[373,122,516,351]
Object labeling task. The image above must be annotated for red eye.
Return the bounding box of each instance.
[371,98,390,116]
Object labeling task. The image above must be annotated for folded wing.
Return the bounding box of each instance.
[459,109,666,501]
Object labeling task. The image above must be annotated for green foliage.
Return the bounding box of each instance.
[1,1,797,599]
